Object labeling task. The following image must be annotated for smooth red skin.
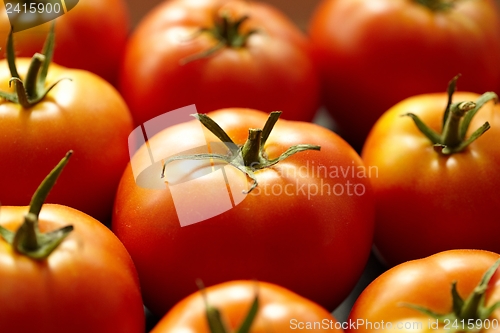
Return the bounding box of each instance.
[119,0,320,126]
[0,60,133,224]
[0,204,145,333]
[309,0,500,149]
[362,92,500,267]
[347,250,500,333]
[112,108,374,315]
[0,0,129,85]
[151,280,343,333]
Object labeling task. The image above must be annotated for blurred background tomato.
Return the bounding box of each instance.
[125,0,500,30]
[125,0,322,30]
[0,0,129,85]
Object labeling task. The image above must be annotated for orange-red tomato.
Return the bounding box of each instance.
[0,0,129,85]
[151,280,343,333]
[112,108,374,315]
[347,250,500,333]
[309,0,500,149]
[0,204,145,333]
[362,90,500,267]
[119,0,320,125]
[0,60,133,223]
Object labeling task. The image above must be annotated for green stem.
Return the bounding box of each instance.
[261,111,281,148]
[160,112,320,193]
[9,77,30,108]
[442,74,460,131]
[242,129,263,168]
[405,76,497,155]
[24,53,45,99]
[181,11,258,64]
[38,21,56,91]
[196,280,260,333]
[29,151,72,217]
[460,259,500,320]
[192,113,237,154]
[415,0,457,11]
[212,12,257,48]
[459,92,498,140]
[235,287,259,333]
[6,28,19,79]
[460,292,484,321]
[13,213,39,252]
[197,280,230,333]
[403,259,500,331]
[441,101,475,147]
[0,151,74,260]
[0,23,65,109]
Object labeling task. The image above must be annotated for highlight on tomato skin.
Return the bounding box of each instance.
[150,280,344,333]
[346,249,500,333]
[112,107,375,316]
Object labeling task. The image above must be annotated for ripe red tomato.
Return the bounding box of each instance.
[0,33,133,223]
[0,205,146,333]
[309,0,500,149]
[119,0,320,125]
[0,153,145,333]
[347,250,500,333]
[362,79,500,267]
[0,0,129,85]
[112,108,374,315]
[151,280,343,332]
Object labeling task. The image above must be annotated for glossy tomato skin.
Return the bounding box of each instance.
[151,280,343,332]
[0,60,133,223]
[0,204,145,333]
[112,108,375,315]
[119,0,320,125]
[309,0,500,149]
[0,0,129,85]
[347,250,500,333]
[362,92,500,267]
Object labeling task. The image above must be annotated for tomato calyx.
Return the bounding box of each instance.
[210,11,257,48]
[403,75,498,155]
[403,259,500,331]
[414,0,457,11]
[160,111,321,193]
[0,23,70,108]
[181,11,258,64]
[197,280,259,333]
[0,151,74,260]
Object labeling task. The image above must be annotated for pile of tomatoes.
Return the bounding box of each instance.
[1,0,500,332]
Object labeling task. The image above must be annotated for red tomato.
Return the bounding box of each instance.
[119,0,320,125]
[362,82,500,267]
[112,108,374,315]
[0,205,145,333]
[0,34,133,223]
[151,280,343,332]
[347,250,500,333]
[0,153,144,333]
[309,0,500,149]
[0,0,129,85]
